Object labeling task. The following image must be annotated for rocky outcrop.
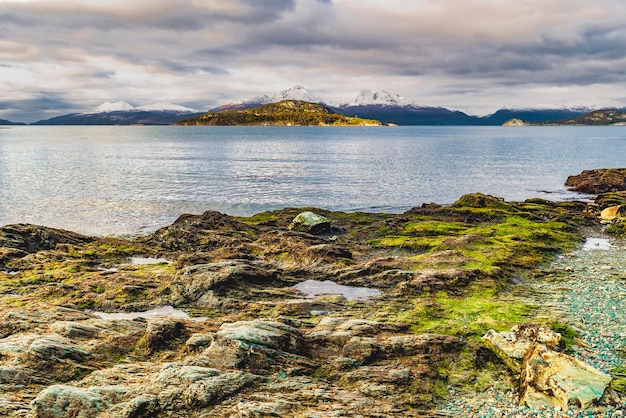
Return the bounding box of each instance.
[0,225,93,264]
[1,198,614,416]
[565,168,626,194]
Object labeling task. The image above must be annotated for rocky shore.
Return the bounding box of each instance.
[0,170,625,417]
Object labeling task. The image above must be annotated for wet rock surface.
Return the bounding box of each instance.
[0,196,622,416]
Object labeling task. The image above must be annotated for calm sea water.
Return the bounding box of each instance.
[1,125,625,236]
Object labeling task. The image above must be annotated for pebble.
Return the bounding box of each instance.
[439,235,626,417]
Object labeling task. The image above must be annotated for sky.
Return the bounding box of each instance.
[1,0,626,123]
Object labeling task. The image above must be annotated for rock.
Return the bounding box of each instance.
[595,191,626,209]
[201,320,313,374]
[565,168,626,194]
[140,210,258,252]
[481,324,561,373]
[519,343,612,410]
[185,333,214,351]
[172,260,276,306]
[28,335,90,362]
[600,205,625,221]
[31,364,259,417]
[0,224,93,253]
[31,385,111,418]
[289,211,332,234]
[451,193,511,209]
[143,317,188,353]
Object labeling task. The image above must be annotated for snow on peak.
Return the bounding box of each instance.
[135,102,196,112]
[93,101,136,113]
[561,98,625,111]
[273,85,325,103]
[341,90,416,107]
[241,86,326,106]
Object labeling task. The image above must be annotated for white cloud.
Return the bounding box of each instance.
[1,0,626,122]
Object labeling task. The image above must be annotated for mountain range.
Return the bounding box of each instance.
[10,86,626,126]
[30,101,203,126]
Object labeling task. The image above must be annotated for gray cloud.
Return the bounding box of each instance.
[1,0,626,122]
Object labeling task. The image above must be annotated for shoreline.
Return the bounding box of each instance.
[0,188,625,416]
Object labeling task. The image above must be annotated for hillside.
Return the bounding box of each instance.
[504,109,626,126]
[0,118,26,125]
[175,100,383,126]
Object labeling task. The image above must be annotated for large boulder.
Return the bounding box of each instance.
[565,168,626,194]
[201,320,313,374]
[289,211,332,235]
[481,324,561,373]
[520,344,612,410]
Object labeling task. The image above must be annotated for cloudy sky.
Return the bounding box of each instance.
[1,0,626,122]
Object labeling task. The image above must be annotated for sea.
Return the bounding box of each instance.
[1,125,625,236]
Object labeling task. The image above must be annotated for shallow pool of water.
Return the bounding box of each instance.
[130,257,171,265]
[294,280,382,300]
[581,238,612,251]
[91,305,205,321]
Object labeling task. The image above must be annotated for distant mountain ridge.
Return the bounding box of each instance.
[9,85,625,125]
[32,101,202,125]
[505,109,626,126]
[175,100,383,126]
[215,86,602,126]
[0,118,26,125]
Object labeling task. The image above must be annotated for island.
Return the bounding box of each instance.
[174,99,384,126]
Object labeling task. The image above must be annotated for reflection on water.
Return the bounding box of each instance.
[294,279,382,300]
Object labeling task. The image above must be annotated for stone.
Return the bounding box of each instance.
[202,320,312,373]
[600,205,625,221]
[185,333,214,350]
[519,344,612,410]
[28,335,90,362]
[30,385,111,418]
[143,317,188,353]
[172,260,276,306]
[289,211,332,234]
[481,324,561,374]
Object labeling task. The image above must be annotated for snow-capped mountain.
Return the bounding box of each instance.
[32,101,202,125]
[340,90,417,108]
[135,102,197,112]
[212,86,325,111]
[93,101,136,113]
[91,101,197,113]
